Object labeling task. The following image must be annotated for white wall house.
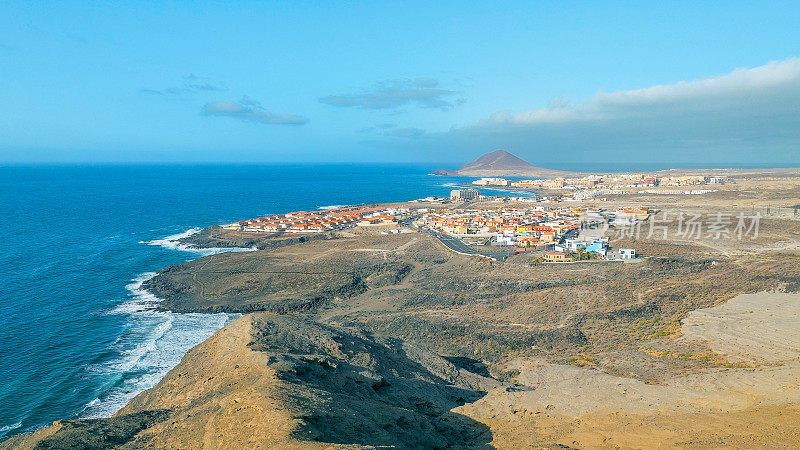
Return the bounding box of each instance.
[495,235,514,246]
[565,239,588,251]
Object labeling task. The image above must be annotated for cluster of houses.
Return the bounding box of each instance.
[472,177,513,186]
[220,199,645,263]
[413,206,585,249]
[414,205,646,262]
[220,205,403,233]
[501,174,727,191]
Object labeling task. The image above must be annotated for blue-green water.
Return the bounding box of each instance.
[0,164,482,438]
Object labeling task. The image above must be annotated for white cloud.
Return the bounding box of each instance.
[140,75,226,96]
[202,97,308,125]
[382,127,426,139]
[320,78,462,111]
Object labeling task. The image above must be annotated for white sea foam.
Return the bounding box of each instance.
[84,227,248,419]
[143,227,202,248]
[141,227,257,256]
[0,421,22,437]
[318,204,349,210]
[87,273,239,418]
[108,272,161,314]
[83,308,235,418]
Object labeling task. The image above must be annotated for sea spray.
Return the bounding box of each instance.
[141,227,257,256]
[81,232,247,419]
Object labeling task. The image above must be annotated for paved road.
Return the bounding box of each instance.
[425,230,510,261]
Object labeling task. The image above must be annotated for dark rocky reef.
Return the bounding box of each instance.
[178,225,335,250]
[143,245,414,313]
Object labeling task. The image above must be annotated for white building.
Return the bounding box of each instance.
[495,235,514,246]
[472,177,511,186]
[450,188,480,201]
[565,239,588,251]
[619,248,636,259]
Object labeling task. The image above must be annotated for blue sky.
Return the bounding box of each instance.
[2,1,800,166]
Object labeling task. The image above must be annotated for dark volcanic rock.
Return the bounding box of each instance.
[247,315,498,448]
[178,225,335,250]
[142,247,414,314]
[27,410,170,450]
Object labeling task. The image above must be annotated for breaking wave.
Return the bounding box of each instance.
[141,227,256,256]
[81,227,251,419]
[84,271,238,418]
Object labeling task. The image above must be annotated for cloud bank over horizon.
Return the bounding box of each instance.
[433,58,800,164]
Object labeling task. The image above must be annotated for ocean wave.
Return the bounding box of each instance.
[82,227,251,419]
[143,227,202,248]
[109,272,160,314]
[0,421,22,437]
[318,204,349,210]
[141,227,256,256]
[85,272,239,419]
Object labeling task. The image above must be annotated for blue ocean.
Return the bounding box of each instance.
[0,164,490,439]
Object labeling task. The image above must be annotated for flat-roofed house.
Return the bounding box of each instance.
[543,251,571,262]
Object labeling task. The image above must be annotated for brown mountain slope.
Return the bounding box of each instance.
[3,314,498,449]
[433,150,578,177]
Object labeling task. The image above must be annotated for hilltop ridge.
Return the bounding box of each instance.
[432,150,578,177]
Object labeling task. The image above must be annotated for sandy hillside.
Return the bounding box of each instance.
[457,291,800,448]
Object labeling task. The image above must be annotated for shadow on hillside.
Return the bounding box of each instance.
[250,316,495,448]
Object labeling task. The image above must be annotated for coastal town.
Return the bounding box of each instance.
[219,192,649,263]
[220,205,405,233]
[473,173,727,189]
[411,200,645,262]
[471,173,728,201]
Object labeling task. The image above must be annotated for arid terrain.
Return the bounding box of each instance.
[5,171,800,449]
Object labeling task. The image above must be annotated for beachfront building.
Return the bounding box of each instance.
[510,179,542,188]
[565,238,588,251]
[472,177,511,186]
